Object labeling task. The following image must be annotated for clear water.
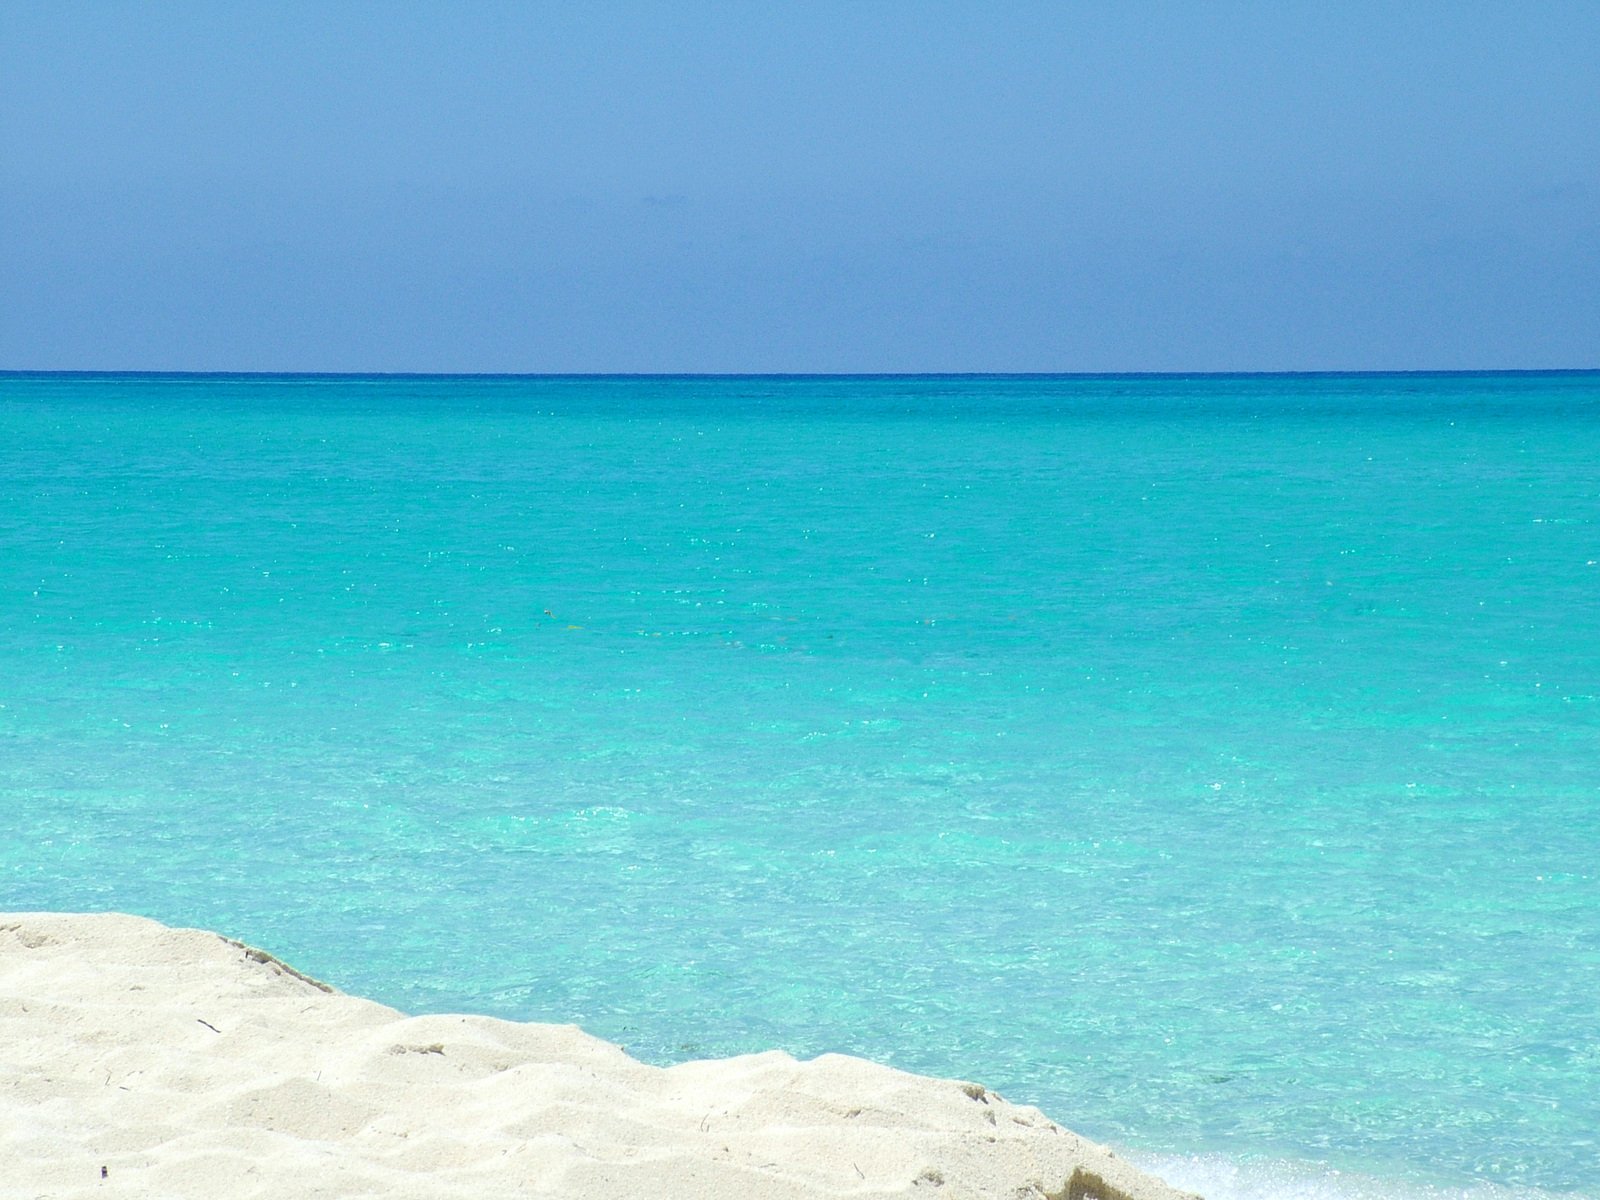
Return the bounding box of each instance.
[3,372,1597,1198]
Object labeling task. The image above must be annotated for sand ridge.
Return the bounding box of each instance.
[1,912,1199,1200]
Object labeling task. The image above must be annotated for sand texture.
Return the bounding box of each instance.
[1,912,1198,1200]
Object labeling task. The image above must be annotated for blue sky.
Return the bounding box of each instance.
[4,2,1597,372]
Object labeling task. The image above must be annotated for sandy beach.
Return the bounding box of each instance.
[1,912,1198,1199]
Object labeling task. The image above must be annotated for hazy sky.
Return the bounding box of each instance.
[4,2,1597,372]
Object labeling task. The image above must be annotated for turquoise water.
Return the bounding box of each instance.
[3,372,1597,1198]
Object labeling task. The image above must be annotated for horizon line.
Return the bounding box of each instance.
[5,367,1599,381]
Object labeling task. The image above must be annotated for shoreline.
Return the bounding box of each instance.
[2,911,1199,1199]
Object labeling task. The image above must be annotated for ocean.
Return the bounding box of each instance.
[2,371,1596,1198]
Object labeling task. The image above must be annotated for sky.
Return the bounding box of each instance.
[3,2,1597,373]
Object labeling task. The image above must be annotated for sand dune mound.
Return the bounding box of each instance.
[1,912,1197,1200]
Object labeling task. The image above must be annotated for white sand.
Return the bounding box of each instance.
[1,913,1199,1200]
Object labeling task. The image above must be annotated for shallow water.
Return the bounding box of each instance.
[3,372,1597,1197]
